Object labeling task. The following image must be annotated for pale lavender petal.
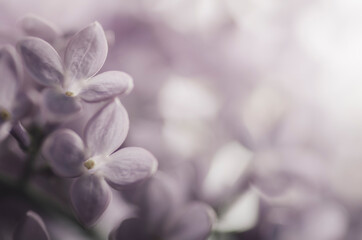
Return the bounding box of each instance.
[84,99,129,156]
[0,122,12,141]
[13,211,50,240]
[43,88,82,116]
[42,129,85,177]
[101,147,158,189]
[20,15,60,43]
[166,203,215,240]
[70,174,111,227]
[109,218,148,240]
[12,91,33,120]
[141,173,181,232]
[0,45,22,110]
[80,71,133,102]
[64,22,108,81]
[17,37,64,87]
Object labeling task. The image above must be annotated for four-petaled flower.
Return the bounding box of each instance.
[42,98,158,226]
[17,22,133,117]
[110,174,215,240]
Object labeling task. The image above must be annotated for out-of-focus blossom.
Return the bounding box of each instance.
[112,173,215,240]
[20,14,61,44]
[13,210,50,240]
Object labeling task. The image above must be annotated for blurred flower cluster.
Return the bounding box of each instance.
[1,0,362,240]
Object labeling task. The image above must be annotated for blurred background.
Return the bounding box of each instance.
[2,0,362,239]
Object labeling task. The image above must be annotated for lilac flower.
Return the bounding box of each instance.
[17,22,133,117]
[111,173,215,240]
[0,45,22,141]
[13,211,50,240]
[42,98,158,226]
[110,203,214,240]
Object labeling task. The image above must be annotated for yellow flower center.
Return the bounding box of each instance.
[65,91,74,97]
[0,109,10,121]
[83,159,95,170]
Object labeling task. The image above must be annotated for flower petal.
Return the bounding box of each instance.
[0,45,22,109]
[84,98,129,156]
[17,37,64,87]
[109,218,148,240]
[138,173,181,232]
[101,147,158,189]
[64,22,108,81]
[42,129,85,178]
[0,121,12,141]
[70,174,111,227]
[43,88,82,116]
[80,71,133,102]
[13,211,50,240]
[165,203,215,240]
[20,14,60,43]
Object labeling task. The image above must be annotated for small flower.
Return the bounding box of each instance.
[42,98,158,226]
[13,211,50,240]
[0,45,22,141]
[17,22,133,117]
[110,174,215,240]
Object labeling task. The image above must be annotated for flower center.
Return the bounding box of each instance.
[83,159,95,170]
[65,91,74,97]
[0,109,10,121]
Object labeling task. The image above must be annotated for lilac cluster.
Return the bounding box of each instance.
[0,16,215,240]
[3,2,357,240]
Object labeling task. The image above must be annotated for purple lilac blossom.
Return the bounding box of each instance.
[112,173,215,240]
[17,22,133,118]
[42,98,158,226]
[1,1,361,239]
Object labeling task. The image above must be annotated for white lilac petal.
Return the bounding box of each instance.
[84,98,129,156]
[80,71,134,102]
[101,147,158,189]
[17,37,64,87]
[70,174,111,227]
[43,88,82,116]
[42,129,85,178]
[13,211,50,240]
[20,15,60,43]
[166,202,215,240]
[0,45,22,110]
[64,22,108,81]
